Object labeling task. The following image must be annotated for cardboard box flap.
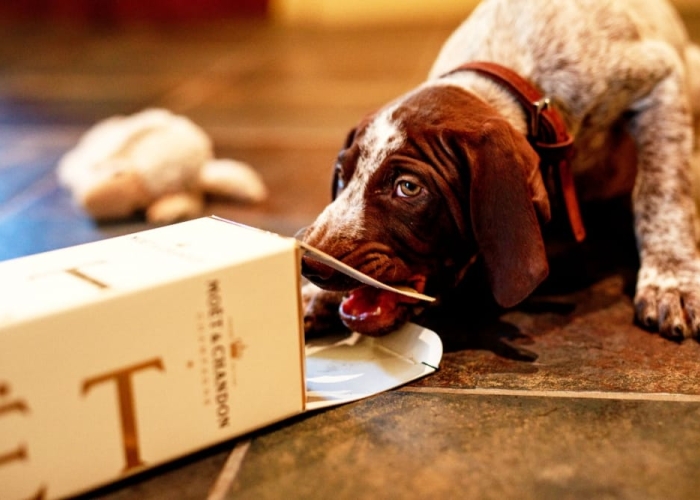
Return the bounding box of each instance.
[210,216,435,303]
[304,322,442,410]
[297,242,435,303]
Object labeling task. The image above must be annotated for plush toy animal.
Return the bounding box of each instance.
[58,108,267,223]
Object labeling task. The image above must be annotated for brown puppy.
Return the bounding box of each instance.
[300,0,700,340]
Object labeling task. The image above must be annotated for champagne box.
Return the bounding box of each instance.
[0,217,441,499]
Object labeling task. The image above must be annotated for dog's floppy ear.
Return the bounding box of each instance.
[465,118,551,308]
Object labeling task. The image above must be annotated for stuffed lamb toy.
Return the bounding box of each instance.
[58,108,267,223]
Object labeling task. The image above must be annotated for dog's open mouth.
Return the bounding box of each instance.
[339,278,426,337]
[299,247,432,336]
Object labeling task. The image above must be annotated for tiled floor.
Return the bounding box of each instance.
[2,9,700,500]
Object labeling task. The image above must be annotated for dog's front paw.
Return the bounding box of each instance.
[301,282,347,337]
[634,258,700,340]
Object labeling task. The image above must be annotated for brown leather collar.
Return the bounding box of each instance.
[442,61,586,242]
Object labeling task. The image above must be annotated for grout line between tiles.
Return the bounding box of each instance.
[399,386,700,403]
[207,439,252,500]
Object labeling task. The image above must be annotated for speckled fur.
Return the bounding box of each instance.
[304,0,700,340]
[429,0,700,339]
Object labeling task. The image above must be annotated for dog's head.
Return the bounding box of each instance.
[300,84,551,335]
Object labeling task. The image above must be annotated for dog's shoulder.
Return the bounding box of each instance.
[430,0,690,134]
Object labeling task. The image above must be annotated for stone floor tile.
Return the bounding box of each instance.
[419,278,700,395]
[226,390,700,500]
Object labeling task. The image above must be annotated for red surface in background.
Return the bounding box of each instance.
[0,0,268,24]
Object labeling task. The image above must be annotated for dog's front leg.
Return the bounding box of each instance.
[629,48,700,339]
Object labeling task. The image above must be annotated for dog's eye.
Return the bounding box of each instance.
[395,179,422,198]
[332,162,346,198]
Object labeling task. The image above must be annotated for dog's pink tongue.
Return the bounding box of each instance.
[339,286,407,337]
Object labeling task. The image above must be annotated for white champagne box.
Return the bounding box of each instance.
[0,217,442,499]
